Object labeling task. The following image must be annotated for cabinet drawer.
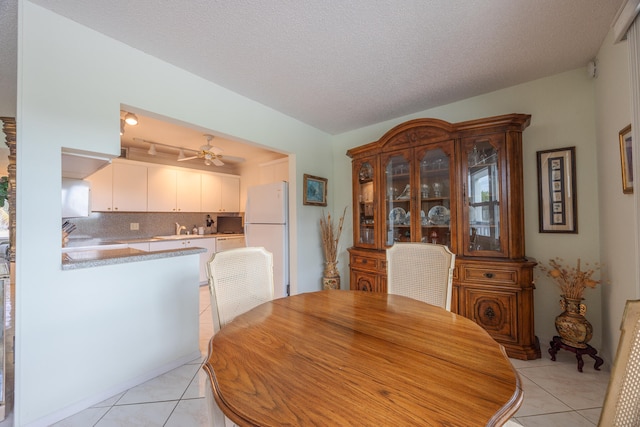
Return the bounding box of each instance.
[460,266,518,285]
[351,255,380,271]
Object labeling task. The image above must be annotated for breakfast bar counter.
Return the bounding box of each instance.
[61,246,205,270]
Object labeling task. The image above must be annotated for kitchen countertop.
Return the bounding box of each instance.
[61,245,206,270]
[61,233,244,270]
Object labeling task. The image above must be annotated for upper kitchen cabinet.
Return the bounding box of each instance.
[87,160,148,212]
[202,174,240,213]
[347,114,540,359]
[87,159,240,214]
[147,166,201,212]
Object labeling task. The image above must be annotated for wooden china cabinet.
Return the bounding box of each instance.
[346,114,540,360]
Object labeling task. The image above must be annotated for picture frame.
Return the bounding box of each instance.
[619,124,633,194]
[537,146,577,233]
[303,174,327,206]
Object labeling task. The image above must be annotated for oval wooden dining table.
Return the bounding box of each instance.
[203,290,522,426]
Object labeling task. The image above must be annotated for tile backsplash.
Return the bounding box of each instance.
[65,212,243,242]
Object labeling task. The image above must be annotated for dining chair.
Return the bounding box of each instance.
[598,299,640,426]
[386,242,455,310]
[206,246,275,333]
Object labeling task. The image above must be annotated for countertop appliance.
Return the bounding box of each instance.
[216,216,244,234]
[245,181,289,297]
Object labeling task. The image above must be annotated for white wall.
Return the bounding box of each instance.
[594,29,636,361]
[17,2,333,425]
[333,68,604,355]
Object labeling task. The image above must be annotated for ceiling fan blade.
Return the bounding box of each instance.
[178,155,199,161]
[212,158,225,166]
[209,146,223,155]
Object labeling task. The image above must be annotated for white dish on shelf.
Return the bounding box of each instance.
[389,207,406,225]
[428,205,450,225]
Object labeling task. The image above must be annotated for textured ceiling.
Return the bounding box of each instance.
[1,0,626,134]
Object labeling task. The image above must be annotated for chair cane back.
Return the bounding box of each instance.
[386,242,455,310]
[598,299,640,426]
[206,246,274,333]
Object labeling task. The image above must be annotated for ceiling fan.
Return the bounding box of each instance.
[178,134,226,166]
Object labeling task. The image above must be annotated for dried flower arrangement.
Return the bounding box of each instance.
[538,258,601,300]
[320,207,347,264]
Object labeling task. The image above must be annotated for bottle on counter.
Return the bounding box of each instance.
[192,225,198,235]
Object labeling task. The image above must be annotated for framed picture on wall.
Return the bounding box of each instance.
[303,174,327,206]
[537,146,578,233]
[619,124,633,194]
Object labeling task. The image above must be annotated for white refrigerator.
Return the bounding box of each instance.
[245,181,289,298]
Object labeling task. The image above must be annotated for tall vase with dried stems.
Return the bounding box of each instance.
[320,207,347,290]
[539,258,601,348]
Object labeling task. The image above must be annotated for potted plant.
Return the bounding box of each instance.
[320,207,347,290]
[539,258,601,348]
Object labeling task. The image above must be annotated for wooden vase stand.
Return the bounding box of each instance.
[548,336,604,372]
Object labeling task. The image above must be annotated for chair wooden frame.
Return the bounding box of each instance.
[598,299,640,426]
[386,242,455,310]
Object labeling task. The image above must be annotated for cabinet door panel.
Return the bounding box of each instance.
[220,176,240,212]
[87,164,113,211]
[113,162,147,211]
[415,141,455,249]
[201,174,222,212]
[147,167,177,212]
[461,134,508,257]
[463,288,518,344]
[350,270,381,292]
[177,170,201,212]
[381,149,412,245]
[353,157,377,247]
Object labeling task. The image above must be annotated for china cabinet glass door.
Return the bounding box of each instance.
[462,135,507,257]
[417,144,453,247]
[384,151,411,246]
[355,159,376,247]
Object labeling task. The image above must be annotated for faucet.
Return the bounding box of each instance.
[175,222,186,235]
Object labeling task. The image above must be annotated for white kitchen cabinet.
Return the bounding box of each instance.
[201,174,240,213]
[176,169,201,212]
[147,166,177,212]
[128,242,150,251]
[112,162,148,211]
[88,159,238,213]
[148,166,202,212]
[201,173,222,212]
[220,176,240,212]
[149,237,216,284]
[87,163,113,211]
[87,161,147,212]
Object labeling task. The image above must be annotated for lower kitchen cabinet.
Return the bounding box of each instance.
[128,242,150,251]
[149,238,217,284]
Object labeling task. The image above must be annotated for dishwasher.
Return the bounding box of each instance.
[216,235,246,252]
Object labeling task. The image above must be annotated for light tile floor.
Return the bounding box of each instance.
[15,287,612,426]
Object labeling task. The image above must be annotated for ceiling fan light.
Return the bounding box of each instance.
[177,149,186,160]
[124,112,138,126]
[148,144,157,155]
[120,119,125,136]
[204,159,212,166]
